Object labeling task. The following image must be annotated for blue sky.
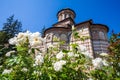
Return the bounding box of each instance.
[0,0,120,36]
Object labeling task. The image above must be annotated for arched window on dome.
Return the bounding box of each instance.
[64,14,67,19]
[66,14,69,18]
[99,31,105,40]
[62,14,65,20]
[58,15,62,21]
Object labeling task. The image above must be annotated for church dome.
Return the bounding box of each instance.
[57,8,76,21]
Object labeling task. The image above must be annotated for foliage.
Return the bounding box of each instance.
[0,31,8,44]
[2,15,22,39]
[0,29,120,79]
[0,15,22,58]
[108,32,120,79]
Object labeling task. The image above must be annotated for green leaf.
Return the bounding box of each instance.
[62,49,69,53]
[17,45,27,51]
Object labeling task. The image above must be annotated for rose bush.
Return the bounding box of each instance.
[0,30,119,80]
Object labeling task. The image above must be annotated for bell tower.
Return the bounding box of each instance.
[57,8,76,21]
[53,8,76,27]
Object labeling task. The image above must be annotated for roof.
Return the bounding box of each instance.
[43,27,71,37]
[92,24,109,32]
[43,19,109,37]
[52,17,75,27]
[57,8,76,18]
[75,19,93,26]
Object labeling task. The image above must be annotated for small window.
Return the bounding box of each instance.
[60,34,67,41]
[99,31,105,39]
[53,34,59,41]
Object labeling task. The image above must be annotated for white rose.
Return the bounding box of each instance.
[17,32,28,44]
[5,51,15,57]
[21,67,28,72]
[9,37,17,45]
[102,59,109,66]
[81,51,93,59]
[67,52,74,57]
[34,54,44,66]
[53,60,66,71]
[53,62,62,71]
[2,69,12,74]
[29,32,44,48]
[59,60,66,65]
[78,45,87,52]
[92,58,103,69]
[100,53,109,57]
[56,51,64,59]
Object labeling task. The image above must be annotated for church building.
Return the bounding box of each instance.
[43,8,109,57]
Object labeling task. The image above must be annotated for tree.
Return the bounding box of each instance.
[0,31,8,44]
[0,15,22,58]
[108,32,120,79]
[2,15,22,39]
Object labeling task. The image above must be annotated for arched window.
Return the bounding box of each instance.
[66,14,69,18]
[53,34,59,42]
[46,34,51,42]
[99,31,105,40]
[64,14,67,19]
[46,33,53,42]
[60,34,67,42]
[104,33,107,40]
[92,30,97,36]
[62,14,65,20]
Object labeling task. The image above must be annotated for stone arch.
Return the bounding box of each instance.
[60,34,67,42]
[46,33,53,42]
[52,33,60,42]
